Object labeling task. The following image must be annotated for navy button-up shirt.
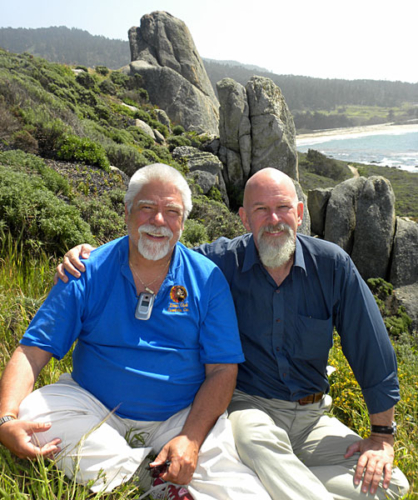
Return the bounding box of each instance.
[196,233,400,415]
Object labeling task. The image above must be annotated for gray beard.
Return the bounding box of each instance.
[137,224,180,261]
[257,224,296,269]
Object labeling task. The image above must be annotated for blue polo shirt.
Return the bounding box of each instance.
[197,233,400,415]
[21,236,244,421]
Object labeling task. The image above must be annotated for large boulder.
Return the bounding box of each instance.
[324,177,366,253]
[216,76,298,191]
[125,11,219,135]
[308,187,333,237]
[217,78,251,187]
[390,217,418,287]
[324,176,395,281]
[351,176,395,280]
[246,76,298,180]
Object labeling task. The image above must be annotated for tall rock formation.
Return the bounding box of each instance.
[125,11,219,134]
[217,76,298,192]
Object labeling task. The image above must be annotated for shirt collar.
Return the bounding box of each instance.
[241,233,307,275]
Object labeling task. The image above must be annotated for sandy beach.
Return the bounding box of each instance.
[296,122,418,146]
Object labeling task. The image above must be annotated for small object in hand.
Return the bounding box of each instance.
[146,460,172,478]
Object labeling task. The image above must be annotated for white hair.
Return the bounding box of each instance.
[124,163,192,221]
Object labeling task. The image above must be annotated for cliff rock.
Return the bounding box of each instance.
[390,217,418,287]
[125,11,219,134]
[350,176,395,280]
[217,76,298,190]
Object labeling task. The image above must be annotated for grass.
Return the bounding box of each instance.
[0,237,417,498]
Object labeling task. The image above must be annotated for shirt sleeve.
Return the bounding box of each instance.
[334,256,400,414]
[20,272,87,360]
[197,265,245,365]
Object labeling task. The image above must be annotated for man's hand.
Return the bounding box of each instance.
[345,434,394,495]
[54,244,95,284]
[0,419,61,459]
[150,435,199,485]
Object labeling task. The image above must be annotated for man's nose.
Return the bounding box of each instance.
[151,210,165,226]
[267,210,280,224]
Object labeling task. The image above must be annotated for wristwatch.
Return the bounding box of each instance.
[0,415,16,427]
[371,421,397,436]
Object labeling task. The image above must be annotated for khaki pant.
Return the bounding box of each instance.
[228,389,409,500]
[19,374,271,499]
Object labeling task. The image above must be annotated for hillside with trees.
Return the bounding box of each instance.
[1,27,418,131]
[0,26,130,69]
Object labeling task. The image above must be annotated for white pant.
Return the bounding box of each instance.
[228,390,409,500]
[18,374,270,499]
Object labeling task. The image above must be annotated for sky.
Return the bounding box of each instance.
[1,0,417,84]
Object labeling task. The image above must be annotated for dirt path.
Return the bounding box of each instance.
[348,165,359,178]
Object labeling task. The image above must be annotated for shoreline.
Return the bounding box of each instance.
[296,122,418,146]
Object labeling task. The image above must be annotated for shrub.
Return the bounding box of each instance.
[110,71,129,87]
[95,66,109,76]
[104,143,150,176]
[0,150,70,197]
[75,65,88,72]
[73,195,126,244]
[181,219,209,247]
[95,104,110,120]
[299,149,352,182]
[76,72,97,90]
[167,135,192,151]
[190,196,245,241]
[11,129,39,154]
[172,125,185,136]
[57,135,110,171]
[99,78,116,95]
[0,166,95,254]
[367,278,413,338]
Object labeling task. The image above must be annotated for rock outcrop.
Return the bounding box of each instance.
[125,11,219,135]
[324,177,366,254]
[172,146,228,205]
[308,187,332,238]
[217,76,298,191]
[390,217,418,287]
[350,176,395,280]
[323,176,395,280]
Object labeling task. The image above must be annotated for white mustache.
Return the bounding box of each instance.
[138,224,173,239]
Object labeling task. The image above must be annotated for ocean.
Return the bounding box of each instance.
[296,126,418,173]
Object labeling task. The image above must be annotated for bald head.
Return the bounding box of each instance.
[243,168,298,211]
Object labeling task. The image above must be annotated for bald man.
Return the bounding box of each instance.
[57,168,409,500]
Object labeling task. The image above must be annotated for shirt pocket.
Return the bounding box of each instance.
[292,314,334,361]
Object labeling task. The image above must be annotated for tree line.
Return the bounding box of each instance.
[1,26,417,114]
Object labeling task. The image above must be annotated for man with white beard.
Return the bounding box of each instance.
[56,168,409,499]
[0,164,272,500]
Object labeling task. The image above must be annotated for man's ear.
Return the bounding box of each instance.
[124,204,129,223]
[297,202,304,227]
[239,207,251,232]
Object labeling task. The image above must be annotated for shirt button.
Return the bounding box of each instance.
[276,289,281,294]
[276,347,280,352]
[283,372,287,377]
[276,318,281,323]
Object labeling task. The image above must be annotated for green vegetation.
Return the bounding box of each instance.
[0,47,416,499]
[356,164,418,221]
[298,151,418,220]
[294,104,417,133]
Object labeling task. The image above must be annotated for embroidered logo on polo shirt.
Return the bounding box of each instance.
[168,285,189,313]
